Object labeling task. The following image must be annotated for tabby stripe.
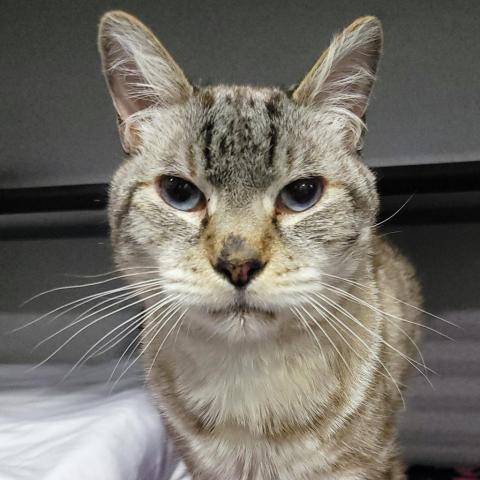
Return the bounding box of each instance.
[203,120,214,169]
[112,181,145,237]
[265,95,280,166]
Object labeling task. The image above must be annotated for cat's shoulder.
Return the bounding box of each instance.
[372,234,421,304]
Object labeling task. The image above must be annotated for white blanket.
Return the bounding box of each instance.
[0,362,190,480]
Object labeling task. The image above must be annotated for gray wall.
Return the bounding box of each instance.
[1,0,480,188]
[1,0,479,469]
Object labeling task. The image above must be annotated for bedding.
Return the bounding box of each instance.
[0,361,475,479]
[0,362,188,480]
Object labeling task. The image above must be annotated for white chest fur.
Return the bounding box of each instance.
[150,323,377,480]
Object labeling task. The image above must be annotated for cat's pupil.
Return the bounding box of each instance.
[165,177,195,202]
[286,179,318,203]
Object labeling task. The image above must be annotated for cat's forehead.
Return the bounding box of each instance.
[192,86,290,196]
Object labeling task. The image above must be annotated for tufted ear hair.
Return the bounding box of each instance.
[292,16,383,148]
[98,11,193,153]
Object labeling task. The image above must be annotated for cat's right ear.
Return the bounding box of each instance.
[98,11,193,153]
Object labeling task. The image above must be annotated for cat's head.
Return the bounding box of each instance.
[99,11,382,342]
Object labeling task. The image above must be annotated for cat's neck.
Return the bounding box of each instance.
[143,269,381,438]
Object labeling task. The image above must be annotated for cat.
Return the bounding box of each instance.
[98,11,422,480]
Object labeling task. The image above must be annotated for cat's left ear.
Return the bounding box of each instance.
[98,11,193,153]
[292,16,383,144]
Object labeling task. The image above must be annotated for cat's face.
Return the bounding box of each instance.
[99,12,381,341]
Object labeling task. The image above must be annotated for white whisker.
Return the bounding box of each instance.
[290,306,326,363]
[63,294,179,379]
[322,280,453,341]
[107,298,183,383]
[313,290,435,387]
[146,308,189,378]
[109,301,184,387]
[316,283,433,374]
[297,301,353,376]
[306,293,409,398]
[310,293,407,406]
[22,270,160,306]
[321,271,458,328]
[28,288,166,371]
[34,283,164,349]
[61,266,159,279]
[11,278,161,333]
[91,295,180,359]
[371,193,415,228]
[63,280,162,328]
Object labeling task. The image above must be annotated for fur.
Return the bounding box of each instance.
[98,11,422,479]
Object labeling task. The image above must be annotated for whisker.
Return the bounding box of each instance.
[102,296,183,380]
[33,283,165,349]
[109,301,184,386]
[321,280,453,340]
[297,301,354,376]
[313,290,436,384]
[379,230,403,239]
[308,293,407,407]
[11,278,162,333]
[61,266,159,279]
[63,294,179,379]
[28,288,166,371]
[185,314,194,338]
[302,295,363,356]
[304,293,408,398]
[290,306,326,363]
[317,283,436,374]
[22,270,160,306]
[145,308,189,378]
[174,314,186,345]
[63,280,162,328]
[321,271,458,328]
[90,295,180,359]
[371,193,415,228]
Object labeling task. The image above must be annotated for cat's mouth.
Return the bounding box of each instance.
[207,298,275,319]
[188,294,279,339]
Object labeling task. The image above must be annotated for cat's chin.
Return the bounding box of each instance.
[187,303,280,343]
[208,305,275,319]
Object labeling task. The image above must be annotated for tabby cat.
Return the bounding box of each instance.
[98,11,422,480]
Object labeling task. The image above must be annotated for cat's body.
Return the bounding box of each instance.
[99,12,422,479]
[144,236,420,480]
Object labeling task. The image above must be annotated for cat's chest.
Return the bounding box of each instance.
[149,332,376,479]
[161,337,343,437]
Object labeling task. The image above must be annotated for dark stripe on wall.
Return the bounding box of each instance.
[0,161,479,229]
[376,160,480,195]
[0,184,109,215]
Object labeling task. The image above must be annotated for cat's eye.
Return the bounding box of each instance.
[157,176,206,212]
[277,177,323,213]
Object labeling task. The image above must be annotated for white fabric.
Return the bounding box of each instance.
[0,362,190,480]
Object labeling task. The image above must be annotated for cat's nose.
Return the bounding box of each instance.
[214,259,265,288]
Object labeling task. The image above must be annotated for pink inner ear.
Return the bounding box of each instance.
[323,42,380,119]
[109,62,152,120]
[293,19,382,122]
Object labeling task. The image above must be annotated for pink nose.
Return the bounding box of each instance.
[214,259,265,288]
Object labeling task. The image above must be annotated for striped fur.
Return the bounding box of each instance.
[99,12,421,479]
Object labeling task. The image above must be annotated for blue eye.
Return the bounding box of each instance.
[277,177,323,212]
[158,176,206,211]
